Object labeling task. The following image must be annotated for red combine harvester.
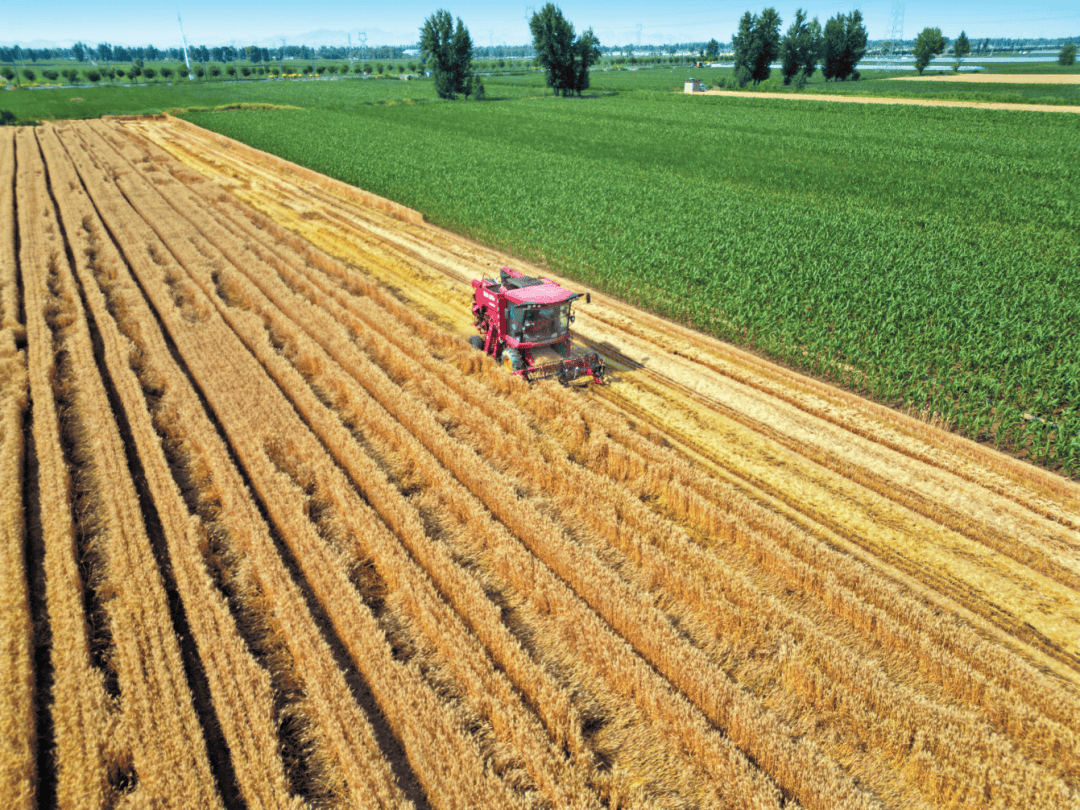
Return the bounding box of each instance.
[469,267,605,384]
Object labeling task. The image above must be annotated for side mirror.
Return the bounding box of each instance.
[586,293,591,304]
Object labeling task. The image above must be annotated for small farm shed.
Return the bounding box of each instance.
[684,78,705,93]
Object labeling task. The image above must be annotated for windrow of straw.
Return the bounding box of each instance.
[50,120,414,810]
[581,409,1080,784]
[218,181,1079,809]
[0,127,33,810]
[147,162,803,808]
[17,127,225,809]
[85,117,603,810]
[62,119,524,810]
[36,123,313,810]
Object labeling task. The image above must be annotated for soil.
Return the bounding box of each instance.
[699,87,1080,113]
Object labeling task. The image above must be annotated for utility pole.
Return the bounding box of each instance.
[178,13,194,80]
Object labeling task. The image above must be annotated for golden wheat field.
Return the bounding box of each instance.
[2,116,1079,810]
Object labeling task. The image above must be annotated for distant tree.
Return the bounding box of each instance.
[97,43,113,63]
[0,110,16,126]
[705,39,720,60]
[208,65,221,77]
[143,67,156,80]
[1060,43,1077,66]
[241,66,252,77]
[421,9,477,99]
[913,27,947,75]
[302,65,313,75]
[953,31,971,70]
[0,67,15,84]
[43,69,59,81]
[73,42,87,62]
[732,7,782,86]
[529,3,601,96]
[821,10,866,81]
[22,69,36,83]
[374,62,384,75]
[61,68,78,83]
[226,64,237,77]
[246,46,261,63]
[363,62,373,75]
[779,8,821,84]
[315,65,326,75]
[84,69,101,84]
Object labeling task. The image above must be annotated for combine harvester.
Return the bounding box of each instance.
[470,267,605,384]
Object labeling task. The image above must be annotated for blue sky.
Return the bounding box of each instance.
[6,0,1078,49]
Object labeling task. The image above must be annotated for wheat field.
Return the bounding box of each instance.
[2,117,1079,810]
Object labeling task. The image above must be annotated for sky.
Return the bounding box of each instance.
[5,0,1078,50]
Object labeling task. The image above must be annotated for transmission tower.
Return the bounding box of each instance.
[177,14,194,80]
[883,0,906,68]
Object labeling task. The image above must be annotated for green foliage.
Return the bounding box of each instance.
[1060,44,1077,66]
[143,67,156,80]
[529,3,601,96]
[182,93,1080,474]
[22,69,36,82]
[822,10,867,81]
[780,8,821,85]
[85,70,100,83]
[705,39,720,60]
[420,9,476,99]
[953,31,971,70]
[914,28,948,75]
[733,8,782,85]
[1,67,14,82]
[43,69,59,81]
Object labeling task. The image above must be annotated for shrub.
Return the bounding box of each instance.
[226,64,237,76]
[116,69,126,78]
[143,67,156,80]
[302,65,313,75]
[42,69,59,81]
[1061,44,1077,66]
[85,70,101,83]
[850,70,860,81]
[195,65,205,78]
[1,67,15,82]
[353,64,363,74]
[61,69,77,83]
[0,110,16,125]
[363,62,372,75]
[316,66,327,75]
[209,65,221,77]
[241,66,251,77]
[375,62,384,75]
[22,69,36,82]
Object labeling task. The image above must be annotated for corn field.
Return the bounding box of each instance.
[2,117,1079,810]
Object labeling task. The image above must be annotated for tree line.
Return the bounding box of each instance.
[421,3,600,100]
[732,7,867,87]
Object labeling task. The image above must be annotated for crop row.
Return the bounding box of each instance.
[123,118,1080,807]
[180,93,1080,474]
[6,117,1079,809]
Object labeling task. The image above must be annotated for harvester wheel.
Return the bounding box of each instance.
[468,336,485,351]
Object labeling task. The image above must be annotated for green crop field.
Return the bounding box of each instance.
[5,67,1077,474]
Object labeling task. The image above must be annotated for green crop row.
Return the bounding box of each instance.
[182,91,1079,475]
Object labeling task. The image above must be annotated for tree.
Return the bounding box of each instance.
[530,4,601,97]
[953,31,970,71]
[1060,43,1077,66]
[821,10,866,81]
[143,67,156,80]
[421,9,477,99]
[705,39,720,60]
[84,70,101,84]
[22,69,36,83]
[913,27,947,75]
[73,42,87,62]
[732,8,782,86]
[97,43,113,63]
[779,8,821,85]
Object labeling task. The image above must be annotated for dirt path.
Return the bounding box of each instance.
[699,87,1080,113]
[892,73,1080,84]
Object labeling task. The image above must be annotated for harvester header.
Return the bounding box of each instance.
[469,267,605,384]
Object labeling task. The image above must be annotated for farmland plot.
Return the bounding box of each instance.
[3,116,1080,810]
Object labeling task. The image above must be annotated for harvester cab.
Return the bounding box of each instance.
[469,267,605,384]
